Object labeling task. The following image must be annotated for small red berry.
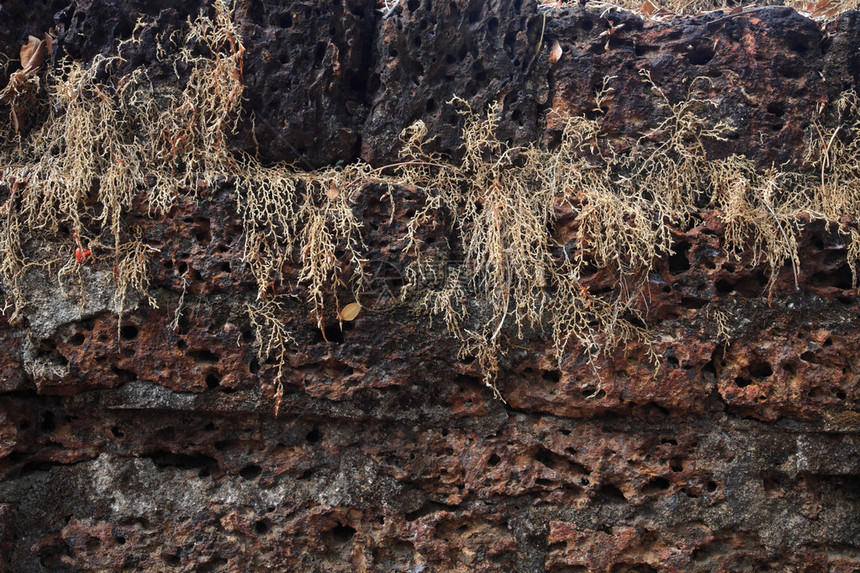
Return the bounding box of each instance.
[75,248,91,264]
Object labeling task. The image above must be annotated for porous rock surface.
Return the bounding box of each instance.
[1,0,860,571]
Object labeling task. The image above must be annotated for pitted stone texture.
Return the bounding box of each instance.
[545,6,829,167]
[0,412,859,571]
[54,0,205,62]
[361,0,550,165]
[0,0,858,571]
[232,0,377,166]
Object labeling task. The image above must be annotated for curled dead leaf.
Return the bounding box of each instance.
[19,36,40,66]
[549,40,563,65]
[338,302,361,322]
[326,183,340,200]
[1,33,52,133]
[21,34,51,73]
[808,0,839,18]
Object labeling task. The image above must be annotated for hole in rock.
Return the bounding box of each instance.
[715,279,734,294]
[766,101,785,117]
[598,483,627,504]
[239,464,262,480]
[466,3,481,24]
[669,242,691,273]
[331,524,356,543]
[762,471,783,494]
[542,370,561,383]
[150,452,217,471]
[643,476,671,494]
[192,218,211,243]
[41,412,56,432]
[205,373,221,389]
[748,359,773,378]
[686,44,714,65]
[316,322,349,343]
[111,367,136,383]
[811,264,854,290]
[635,43,656,57]
[788,38,809,53]
[314,42,327,63]
[306,427,321,444]
[190,350,219,363]
[504,30,517,54]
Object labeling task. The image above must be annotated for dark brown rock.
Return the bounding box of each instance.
[545,6,828,167]
[0,1,65,58]
[233,0,377,166]
[361,0,550,164]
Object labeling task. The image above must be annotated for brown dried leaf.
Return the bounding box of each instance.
[640,0,656,16]
[21,34,51,73]
[549,40,563,65]
[19,36,40,66]
[338,302,361,322]
[810,0,839,18]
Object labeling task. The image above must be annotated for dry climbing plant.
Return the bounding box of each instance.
[806,89,860,285]
[0,55,154,318]
[395,98,567,392]
[392,81,737,388]
[391,70,860,394]
[145,0,245,212]
[2,0,367,393]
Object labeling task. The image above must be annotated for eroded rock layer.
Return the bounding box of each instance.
[0,0,859,571]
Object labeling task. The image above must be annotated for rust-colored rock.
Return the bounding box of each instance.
[0,0,858,572]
